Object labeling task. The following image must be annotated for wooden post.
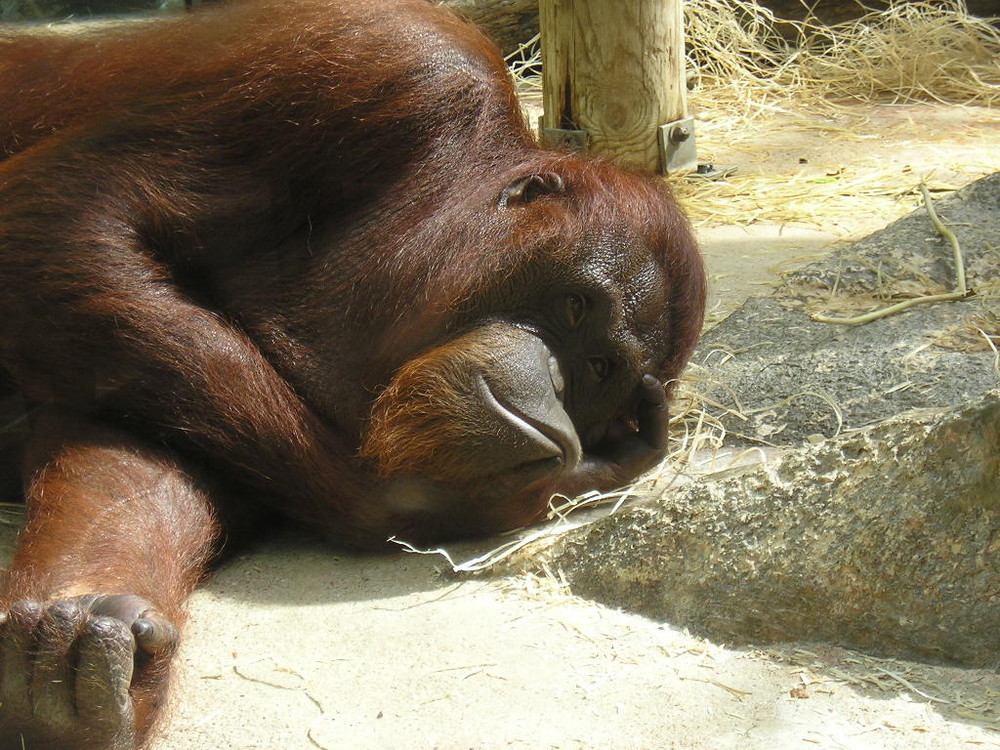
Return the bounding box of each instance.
[539,0,691,174]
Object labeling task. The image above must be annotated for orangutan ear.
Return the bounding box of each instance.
[498,172,566,208]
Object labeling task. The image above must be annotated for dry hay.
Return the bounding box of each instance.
[504,32,542,93]
[509,1,1000,233]
[678,0,1000,230]
[678,164,939,232]
[769,645,1000,729]
[685,0,1000,111]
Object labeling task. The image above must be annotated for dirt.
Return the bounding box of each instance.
[1,101,999,749]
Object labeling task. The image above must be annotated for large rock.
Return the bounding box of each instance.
[697,173,1000,446]
[505,392,1000,667]
[440,0,538,54]
[1,1,177,21]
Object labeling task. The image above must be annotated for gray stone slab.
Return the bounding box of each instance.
[507,392,1000,667]
[695,172,1000,445]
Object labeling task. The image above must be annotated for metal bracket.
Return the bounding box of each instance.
[539,117,697,174]
[687,163,739,180]
[658,117,697,174]
[540,123,589,151]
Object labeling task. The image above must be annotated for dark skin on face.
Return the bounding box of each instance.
[0,1,706,747]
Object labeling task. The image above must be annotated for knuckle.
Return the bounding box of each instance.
[46,600,83,624]
[8,600,42,622]
[86,615,133,647]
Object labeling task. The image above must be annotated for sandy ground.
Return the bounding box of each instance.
[158,535,1000,750]
[2,101,999,749]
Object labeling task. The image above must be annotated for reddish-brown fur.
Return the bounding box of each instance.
[0,1,705,747]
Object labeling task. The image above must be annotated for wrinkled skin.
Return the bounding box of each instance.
[0,0,705,747]
[0,595,174,750]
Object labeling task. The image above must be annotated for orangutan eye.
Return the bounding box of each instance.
[565,293,587,328]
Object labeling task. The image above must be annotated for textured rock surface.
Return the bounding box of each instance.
[507,392,1000,667]
[441,0,538,53]
[695,172,1000,445]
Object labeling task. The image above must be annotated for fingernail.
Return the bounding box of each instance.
[132,619,153,640]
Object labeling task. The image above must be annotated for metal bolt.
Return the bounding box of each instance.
[671,125,691,143]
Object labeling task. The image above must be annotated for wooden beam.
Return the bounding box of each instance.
[539,0,689,173]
